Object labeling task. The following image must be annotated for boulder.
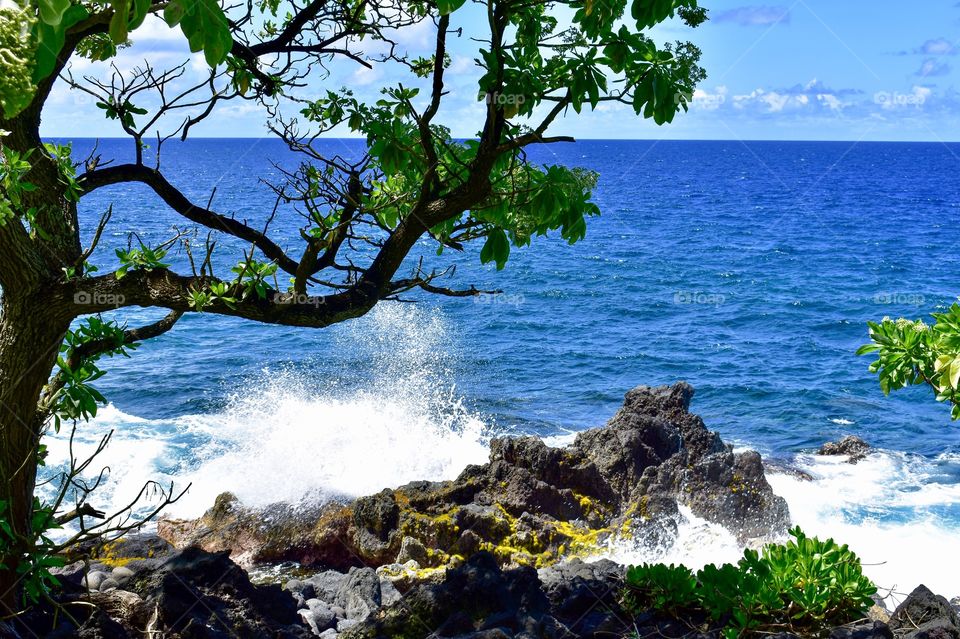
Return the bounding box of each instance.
[13,547,314,638]
[159,493,359,569]
[828,621,894,639]
[341,552,558,639]
[305,569,349,602]
[159,383,789,570]
[889,585,960,636]
[537,558,628,636]
[818,436,871,463]
[334,567,381,621]
[300,599,337,634]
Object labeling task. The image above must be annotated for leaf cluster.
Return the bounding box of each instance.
[858,303,960,419]
[623,527,877,638]
[52,316,135,431]
[0,498,65,607]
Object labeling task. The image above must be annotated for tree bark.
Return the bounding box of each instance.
[0,292,71,616]
[0,110,75,616]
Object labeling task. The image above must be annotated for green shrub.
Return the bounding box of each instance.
[623,563,697,615]
[622,527,877,638]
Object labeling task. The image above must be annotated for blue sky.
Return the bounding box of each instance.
[40,0,960,141]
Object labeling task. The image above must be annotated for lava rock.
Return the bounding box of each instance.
[306,570,349,602]
[300,599,337,634]
[396,535,429,565]
[829,621,894,639]
[334,567,382,621]
[818,436,871,463]
[160,383,790,568]
[538,558,628,636]
[341,552,558,639]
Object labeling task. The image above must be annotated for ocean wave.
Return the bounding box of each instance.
[767,450,960,605]
[40,304,494,519]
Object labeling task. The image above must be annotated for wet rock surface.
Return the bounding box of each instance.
[818,435,871,463]
[160,383,790,573]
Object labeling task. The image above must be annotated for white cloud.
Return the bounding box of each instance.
[733,88,796,112]
[713,5,790,26]
[131,15,187,45]
[691,86,727,110]
[816,94,842,110]
[350,65,383,87]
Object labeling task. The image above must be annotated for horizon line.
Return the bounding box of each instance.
[43,136,960,144]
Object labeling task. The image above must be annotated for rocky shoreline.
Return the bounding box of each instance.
[4,383,957,638]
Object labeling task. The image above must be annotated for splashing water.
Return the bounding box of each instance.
[42,304,493,519]
[768,452,960,607]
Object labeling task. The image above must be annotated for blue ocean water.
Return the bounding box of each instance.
[53,138,960,599]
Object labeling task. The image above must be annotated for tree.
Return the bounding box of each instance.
[0,0,705,615]
[858,304,960,419]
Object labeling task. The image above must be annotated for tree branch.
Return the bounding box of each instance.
[79,164,301,274]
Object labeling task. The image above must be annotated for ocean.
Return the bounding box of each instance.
[47,138,960,604]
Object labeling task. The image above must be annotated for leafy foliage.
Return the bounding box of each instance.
[115,245,171,279]
[0,145,37,224]
[232,258,278,300]
[52,316,136,431]
[163,0,233,66]
[295,0,705,271]
[0,8,39,118]
[858,304,960,419]
[623,527,877,638]
[0,499,65,607]
[0,0,232,118]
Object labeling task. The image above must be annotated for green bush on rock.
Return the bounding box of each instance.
[622,527,877,638]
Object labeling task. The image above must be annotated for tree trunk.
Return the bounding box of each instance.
[0,293,70,617]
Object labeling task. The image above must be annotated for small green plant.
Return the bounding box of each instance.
[46,316,137,432]
[231,258,278,300]
[623,563,697,616]
[622,527,877,638]
[0,499,65,607]
[115,245,171,279]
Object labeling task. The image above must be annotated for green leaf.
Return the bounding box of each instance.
[164,0,233,66]
[436,0,467,15]
[109,0,132,43]
[37,0,71,26]
[480,228,510,270]
[33,5,90,83]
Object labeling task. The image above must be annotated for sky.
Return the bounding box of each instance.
[39,0,960,141]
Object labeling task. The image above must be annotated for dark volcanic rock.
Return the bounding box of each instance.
[819,435,871,463]
[537,558,629,636]
[342,552,558,639]
[889,585,960,637]
[160,382,790,571]
[122,546,310,637]
[10,547,313,639]
[828,621,894,639]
